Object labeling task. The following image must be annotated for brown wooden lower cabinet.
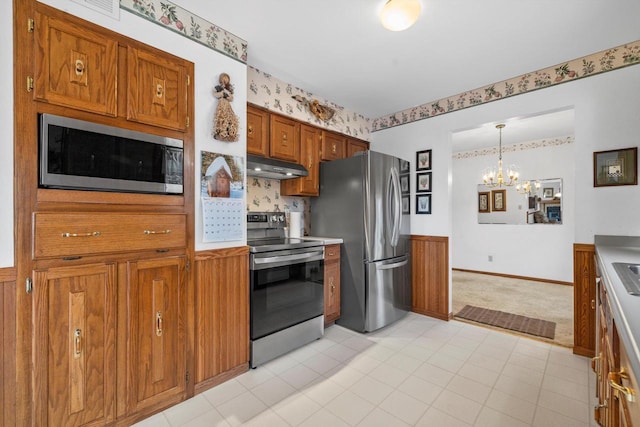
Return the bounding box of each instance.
[323,244,341,325]
[194,247,250,393]
[118,256,187,417]
[32,262,117,427]
[594,264,640,427]
[410,235,450,321]
[574,243,596,357]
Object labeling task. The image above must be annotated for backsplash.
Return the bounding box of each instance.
[246,177,311,235]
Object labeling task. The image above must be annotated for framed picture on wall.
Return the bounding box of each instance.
[416,172,432,193]
[400,159,410,173]
[478,191,490,213]
[400,174,410,194]
[401,195,410,214]
[491,189,506,212]
[543,187,554,198]
[593,147,638,187]
[416,194,431,214]
[416,149,432,171]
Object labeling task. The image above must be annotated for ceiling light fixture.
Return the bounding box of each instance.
[482,124,519,187]
[379,0,422,31]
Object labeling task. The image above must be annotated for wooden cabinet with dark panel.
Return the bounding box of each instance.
[247,104,270,157]
[324,244,341,325]
[281,124,321,197]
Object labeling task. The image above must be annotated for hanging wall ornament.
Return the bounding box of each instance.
[212,72,240,142]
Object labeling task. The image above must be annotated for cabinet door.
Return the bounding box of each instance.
[247,105,269,157]
[127,46,190,131]
[320,131,346,161]
[270,115,300,162]
[347,139,369,157]
[33,263,116,427]
[281,124,320,196]
[122,256,186,414]
[34,7,117,116]
[324,245,341,325]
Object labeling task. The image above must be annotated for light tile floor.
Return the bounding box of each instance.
[133,313,597,426]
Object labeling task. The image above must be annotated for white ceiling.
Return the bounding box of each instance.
[184,0,639,119]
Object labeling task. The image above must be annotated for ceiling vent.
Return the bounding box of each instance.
[71,0,120,20]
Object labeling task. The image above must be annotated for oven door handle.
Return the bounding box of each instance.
[253,251,324,268]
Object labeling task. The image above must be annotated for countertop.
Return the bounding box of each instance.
[301,236,344,245]
[594,235,640,381]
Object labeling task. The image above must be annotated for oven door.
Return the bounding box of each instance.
[250,246,324,340]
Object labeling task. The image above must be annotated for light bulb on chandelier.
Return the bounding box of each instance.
[482,124,519,188]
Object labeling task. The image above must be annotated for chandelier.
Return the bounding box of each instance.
[379,0,422,31]
[482,124,519,187]
[516,180,540,195]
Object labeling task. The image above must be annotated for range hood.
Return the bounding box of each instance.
[246,154,308,180]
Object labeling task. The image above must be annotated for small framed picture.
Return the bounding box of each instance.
[416,149,432,171]
[478,191,490,213]
[400,159,410,173]
[593,147,637,187]
[416,194,431,214]
[492,189,506,212]
[400,174,410,194]
[416,172,432,193]
[542,187,554,198]
[401,195,410,214]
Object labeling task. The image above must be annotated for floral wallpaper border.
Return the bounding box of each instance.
[452,136,574,160]
[372,40,640,132]
[120,0,248,63]
[248,67,371,140]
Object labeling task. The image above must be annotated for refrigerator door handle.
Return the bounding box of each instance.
[389,166,402,247]
[375,259,408,270]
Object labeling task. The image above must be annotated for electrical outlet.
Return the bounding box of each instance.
[488,255,493,262]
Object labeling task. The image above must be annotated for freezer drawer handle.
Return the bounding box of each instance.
[376,259,408,270]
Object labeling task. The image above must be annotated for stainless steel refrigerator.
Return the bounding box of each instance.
[311,151,411,332]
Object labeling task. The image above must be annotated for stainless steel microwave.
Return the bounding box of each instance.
[39,114,184,194]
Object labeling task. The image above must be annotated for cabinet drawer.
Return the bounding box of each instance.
[34,213,186,258]
[325,244,340,262]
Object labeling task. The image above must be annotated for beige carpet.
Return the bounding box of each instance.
[452,270,573,347]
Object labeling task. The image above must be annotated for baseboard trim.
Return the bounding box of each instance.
[412,308,451,322]
[453,268,572,286]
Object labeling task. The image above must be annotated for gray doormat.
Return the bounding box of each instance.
[455,305,556,339]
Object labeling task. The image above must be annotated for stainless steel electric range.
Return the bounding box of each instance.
[247,212,325,368]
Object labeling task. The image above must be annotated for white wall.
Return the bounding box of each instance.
[0,3,14,267]
[30,1,249,252]
[371,65,640,286]
[453,141,575,282]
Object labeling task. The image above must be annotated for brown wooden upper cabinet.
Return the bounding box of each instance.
[126,46,190,131]
[270,114,300,163]
[320,131,346,161]
[34,8,118,116]
[281,124,321,197]
[347,138,369,157]
[246,105,269,157]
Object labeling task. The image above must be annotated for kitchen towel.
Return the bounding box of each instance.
[289,212,302,238]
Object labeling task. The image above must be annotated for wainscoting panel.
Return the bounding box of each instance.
[194,247,249,393]
[411,236,450,321]
[1,268,17,427]
[573,243,596,357]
